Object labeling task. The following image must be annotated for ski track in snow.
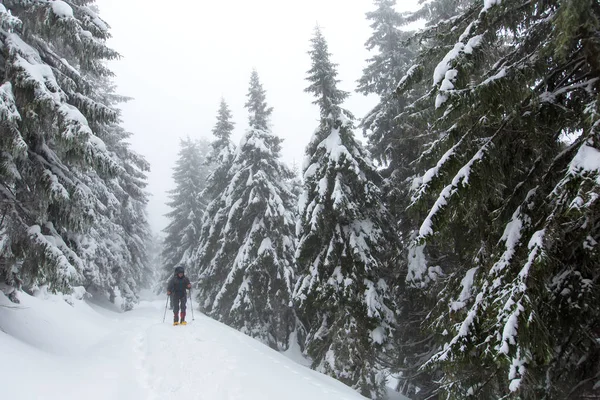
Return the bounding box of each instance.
[0,291,389,400]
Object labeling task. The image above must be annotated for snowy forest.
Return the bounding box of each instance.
[1,0,599,399]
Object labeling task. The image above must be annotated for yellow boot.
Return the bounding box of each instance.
[173,321,179,326]
[180,321,187,325]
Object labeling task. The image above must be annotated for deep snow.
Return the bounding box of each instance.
[0,289,409,400]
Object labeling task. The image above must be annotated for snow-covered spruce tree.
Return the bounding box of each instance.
[358,0,415,97]
[357,0,419,218]
[288,160,303,199]
[357,0,415,124]
[193,99,236,309]
[197,71,297,349]
[115,132,152,298]
[87,77,152,308]
[160,137,211,284]
[79,120,152,310]
[294,26,401,399]
[0,1,151,305]
[395,0,600,398]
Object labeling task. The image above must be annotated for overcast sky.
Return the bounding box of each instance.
[95,0,420,234]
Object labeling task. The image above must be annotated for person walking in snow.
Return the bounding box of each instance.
[167,266,191,325]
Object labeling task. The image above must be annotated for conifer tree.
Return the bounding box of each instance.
[193,99,237,308]
[161,137,210,284]
[288,161,303,199]
[76,75,152,309]
[294,26,401,399]
[357,0,419,220]
[88,123,152,310]
[395,0,600,398]
[196,72,297,349]
[203,98,236,199]
[358,0,414,98]
[0,1,151,308]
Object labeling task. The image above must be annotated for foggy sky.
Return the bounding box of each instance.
[95,0,420,234]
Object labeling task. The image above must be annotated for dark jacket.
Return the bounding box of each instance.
[167,275,191,297]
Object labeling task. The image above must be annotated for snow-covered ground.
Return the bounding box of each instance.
[0,289,409,400]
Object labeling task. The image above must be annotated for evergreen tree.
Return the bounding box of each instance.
[0,0,151,308]
[91,79,152,307]
[193,99,236,308]
[395,0,600,398]
[196,72,297,349]
[161,137,211,284]
[80,122,152,310]
[357,0,414,98]
[294,26,401,399]
[245,70,272,131]
[206,98,236,169]
[357,0,419,218]
[288,160,303,199]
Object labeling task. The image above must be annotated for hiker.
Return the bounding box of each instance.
[167,266,191,325]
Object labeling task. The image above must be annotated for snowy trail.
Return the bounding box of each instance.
[0,291,399,400]
[126,300,361,400]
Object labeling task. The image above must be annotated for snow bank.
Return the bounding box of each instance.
[0,289,411,399]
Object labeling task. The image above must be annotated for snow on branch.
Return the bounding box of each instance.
[489,196,533,281]
[27,223,81,285]
[0,4,21,31]
[449,267,479,311]
[50,1,74,19]
[565,138,600,185]
[79,6,109,33]
[0,82,26,156]
[6,34,118,173]
[482,0,503,13]
[433,33,484,109]
[396,64,420,92]
[417,137,494,240]
[411,133,465,205]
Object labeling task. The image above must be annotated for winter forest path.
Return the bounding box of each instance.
[0,290,381,400]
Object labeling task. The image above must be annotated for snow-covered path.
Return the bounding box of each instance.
[0,290,405,400]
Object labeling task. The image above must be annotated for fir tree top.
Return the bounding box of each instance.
[245,69,273,132]
[357,0,414,97]
[207,98,236,166]
[305,26,349,120]
[212,98,235,142]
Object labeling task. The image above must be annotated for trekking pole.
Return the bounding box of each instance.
[162,294,169,323]
[190,287,195,321]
